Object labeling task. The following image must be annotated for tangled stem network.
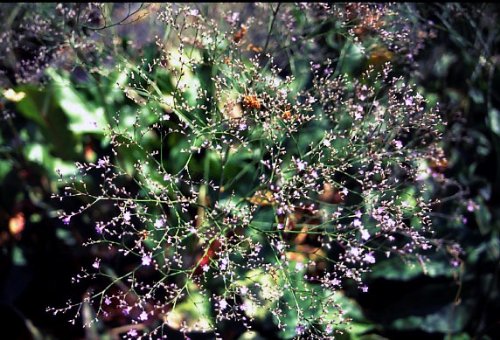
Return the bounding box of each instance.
[47,3,450,339]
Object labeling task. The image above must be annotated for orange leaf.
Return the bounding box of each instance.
[9,212,25,237]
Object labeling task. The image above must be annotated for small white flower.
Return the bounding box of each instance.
[363,253,376,263]
[97,158,107,168]
[142,254,152,266]
[123,211,131,222]
[188,9,199,16]
[297,160,306,171]
[220,258,228,270]
[139,311,148,321]
[154,218,164,229]
[307,96,316,104]
[92,258,100,269]
[360,228,370,241]
[350,247,360,257]
[219,299,228,310]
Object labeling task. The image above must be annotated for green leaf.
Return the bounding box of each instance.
[25,142,77,179]
[15,85,78,160]
[390,302,470,333]
[369,256,454,281]
[14,86,47,127]
[0,159,11,182]
[290,58,311,94]
[47,68,107,134]
[487,108,500,136]
[168,281,214,332]
[12,246,27,266]
[474,196,492,235]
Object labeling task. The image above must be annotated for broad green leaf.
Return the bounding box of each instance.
[15,85,78,160]
[369,256,454,280]
[389,302,470,333]
[47,68,107,134]
[14,86,47,127]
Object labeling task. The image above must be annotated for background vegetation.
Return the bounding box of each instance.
[0,3,499,339]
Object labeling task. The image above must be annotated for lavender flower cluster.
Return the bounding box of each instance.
[48,4,447,339]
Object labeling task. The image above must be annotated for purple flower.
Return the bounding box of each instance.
[296,159,306,171]
[92,258,101,269]
[97,158,107,168]
[226,11,240,25]
[363,252,376,264]
[142,254,152,266]
[219,299,228,310]
[220,257,228,270]
[95,224,104,234]
[240,286,249,295]
[123,211,131,222]
[466,200,476,212]
[350,247,361,257]
[139,311,148,321]
[360,228,370,241]
[154,218,164,229]
[295,325,305,334]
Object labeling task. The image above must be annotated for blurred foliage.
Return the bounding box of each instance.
[0,3,499,339]
[346,3,500,340]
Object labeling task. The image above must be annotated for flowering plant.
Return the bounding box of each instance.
[49,4,447,339]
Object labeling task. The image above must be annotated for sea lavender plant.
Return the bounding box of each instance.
[49,3,447,339]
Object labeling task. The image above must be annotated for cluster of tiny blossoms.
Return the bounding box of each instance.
[0,3,106,86]
[50,4,444,339]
